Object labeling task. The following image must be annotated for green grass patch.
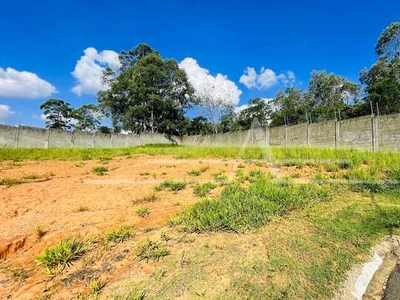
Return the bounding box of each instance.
[92,166,108,176]
[105,227,135,243]
[193,182,218,197]
[173,174,331,233]
[35,238,86,272]
[160,180,187,192]
[136,206,150,217]
[136,238,170,262]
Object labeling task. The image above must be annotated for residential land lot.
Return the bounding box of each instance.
[1,145,400,299]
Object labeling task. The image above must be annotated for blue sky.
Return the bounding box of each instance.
[0,0,398,127]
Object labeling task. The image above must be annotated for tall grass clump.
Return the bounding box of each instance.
[173,174,330,233]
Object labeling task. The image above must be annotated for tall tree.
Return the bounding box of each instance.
[270,88,307,126]
[237,98,273,130]
[360,22,400,115]
[40,99,73,130]
[98,44,195,135]
[306,71,359,121]
[72,104,101,132]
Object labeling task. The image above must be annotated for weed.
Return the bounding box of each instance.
[105,227,134,243]
[76,205,89,212]
[140,171,151,176]
[36,226,47,238]
[92,166,108,176]
[160,180,187,192]
[193,182,218,197]
[23,173,39,180]
[35,238,86,272]
[213,171,228,183]
[188,169,201,176]
[291,172,301,178]
[90,279,106,294]
[160,231,172,242]
[136,238,170,262]
[0,178,21,186]
[0,265,28,281]
[136,206,150,217]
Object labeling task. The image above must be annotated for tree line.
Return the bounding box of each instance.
[41,22,400,135]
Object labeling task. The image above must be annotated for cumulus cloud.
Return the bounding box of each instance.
[71,47,121,96]
[0,104,14,123]
[239,67,296,89]
[179,57,242,107]
[0,67,56,99]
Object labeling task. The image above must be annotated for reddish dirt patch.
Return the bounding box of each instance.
[0,155,269,298]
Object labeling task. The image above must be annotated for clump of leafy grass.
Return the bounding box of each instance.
[90,279,106,295]
[105,227,134,243]
[173,174,330,233]
[193,182,218,197]
[92,166,108,176]
[23,173,39,180]
[133,192,159,204]
[290,172,301,178]
[0,178,22,186]
[35,238,86,272]
[136,238,170,262]
[139,171,151,176]
[136,206,150,217]
[160,231,172,241]
[213,171,228,183]
[160,180,187,192]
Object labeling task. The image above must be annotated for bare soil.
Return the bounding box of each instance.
[0,155,281,299]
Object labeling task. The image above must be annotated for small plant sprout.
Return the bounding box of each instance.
[105,227,134,243]
[36,226,47,238]
[136,206,150,217]
[160,180,187,192]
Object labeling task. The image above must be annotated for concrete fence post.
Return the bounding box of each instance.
[92,133,96,148]
[284,126,288,147]
[70,131,75,148]
[265,127,270,147]
[45,129,50,149]
[14,126,20,148]
[111,133,114,148]
[372,115,379,152]
[306,123,310,146]
[335,121,340,148]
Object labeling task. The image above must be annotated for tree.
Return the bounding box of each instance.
[98,44,195,135]
[360,22,400,115]
[40,99,73,130]
[306,71,359,121]
[236,98,273,130]
[72,104,101,132]
[270,88,308,126]
[187,116,214,135]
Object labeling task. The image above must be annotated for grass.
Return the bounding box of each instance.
[105,227,135,243]
[0,177,22,186]
[159,180,187,192]
[92,166,108,176]
[35,238,87,272]
[136,206,150,217]
[136,238,170,262]
[187,166,210,176]
[193,182,218,197]
[173,173,331,233]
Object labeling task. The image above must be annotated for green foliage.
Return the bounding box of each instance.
[0,178,22,186]
[173,174,330,233]
[160,180,187,192]
[136,238,170,262]
[36,226,47,238]
[35,238,86,271]
[136,206,150,217]
[40,99,74,130]
[72,104,101,132]
[193,182,218,197]
[188,166,209,176]
[92,166,108,176]
[105,227,134,243]
[98,44,195,135]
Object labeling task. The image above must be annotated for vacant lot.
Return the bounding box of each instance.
[1,145,400,299]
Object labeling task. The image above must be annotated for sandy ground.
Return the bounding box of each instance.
[1,155,286,298]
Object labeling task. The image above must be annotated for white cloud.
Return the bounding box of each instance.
[239,67,296,89]
[179,57,242,107]
[71,47,121,96]
[0,67,57,99]
[0,104,14,123]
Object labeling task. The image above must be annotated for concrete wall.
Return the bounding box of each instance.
[2,113,400,151]
[0,125,175,148]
